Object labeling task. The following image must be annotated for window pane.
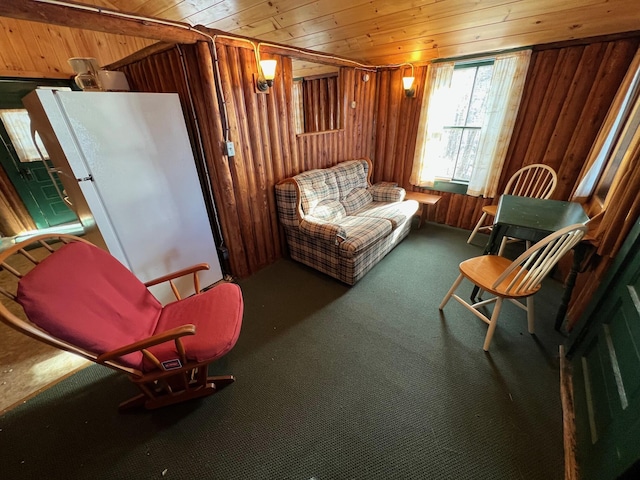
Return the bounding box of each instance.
[449,68,476,126]
[453,128,482,181]
[438,128,462,178]
[466,65,493,126]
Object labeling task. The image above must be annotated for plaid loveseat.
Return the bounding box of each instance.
[275,158,419,285]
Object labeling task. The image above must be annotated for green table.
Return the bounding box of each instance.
[483,195,590,255]
[477,195,589,331]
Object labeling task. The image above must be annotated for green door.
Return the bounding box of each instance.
[567,217,640,479]
[0,79,77,229]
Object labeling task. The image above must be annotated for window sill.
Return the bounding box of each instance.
[419,180,468,195]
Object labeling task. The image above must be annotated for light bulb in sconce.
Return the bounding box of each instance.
[257,59,277,92]
[402,63,416,97]
[402,76,415,90]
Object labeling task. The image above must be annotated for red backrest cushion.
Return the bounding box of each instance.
[17,241,162,370]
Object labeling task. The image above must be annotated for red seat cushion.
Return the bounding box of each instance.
[145,282,243,372]
[17,242,161,370]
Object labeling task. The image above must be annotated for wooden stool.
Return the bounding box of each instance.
[405,191,442,229]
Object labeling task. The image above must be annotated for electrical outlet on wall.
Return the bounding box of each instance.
[225,141,235,157]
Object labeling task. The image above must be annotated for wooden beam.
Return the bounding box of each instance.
[104,42,177,70]
[203,28,374,70]
[0,0,202,44]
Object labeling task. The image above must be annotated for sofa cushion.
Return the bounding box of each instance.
[309,198,346,222]
[369,182,405,202]
[355,200,419,229]
[331,160,369,201]
[295,168,339,215]
[338,216,392,258]
[300,216,346,244]
[342,187,372,215]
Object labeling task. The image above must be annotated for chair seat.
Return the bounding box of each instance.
[459,255,540,298]
[146,282,243,372]
[482,204,498,216]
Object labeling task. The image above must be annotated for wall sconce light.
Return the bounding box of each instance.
[256,58,277,93]
[402,64,415,98]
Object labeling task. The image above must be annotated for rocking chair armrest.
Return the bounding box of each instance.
[144,264,210,287]
[97,324,196,363]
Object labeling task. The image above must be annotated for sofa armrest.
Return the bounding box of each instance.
[369,182,406,202]
[300,216,346,245]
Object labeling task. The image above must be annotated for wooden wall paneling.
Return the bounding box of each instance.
[537,46,590,174]
[363,71,378,162]
[239,46,272,269]
[264,60,288,259]
[254,54,280,266]
[401,66,425,190]
[353,70,365,159]
[196,43,249,277]
[280,56,299,177]
[224,45,264,272]
[381,69,401,182]
[373,70,390,183]
[445,192,465,227]
[396,67,425,187]
[355,70,378,160]
[544,43,608,195]
[558,38,640,200]
[0,168,37,236]
[190,42,248,278]
[341,68,355,159]
[521,48,585,169]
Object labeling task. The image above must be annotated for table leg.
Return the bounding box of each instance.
[554,242,587,332]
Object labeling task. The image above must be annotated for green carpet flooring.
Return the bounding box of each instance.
[0,223,567,479]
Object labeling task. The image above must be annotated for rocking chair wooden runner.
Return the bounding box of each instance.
[0,234,243,411]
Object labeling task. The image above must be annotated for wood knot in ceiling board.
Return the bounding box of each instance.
[569,24,583,31]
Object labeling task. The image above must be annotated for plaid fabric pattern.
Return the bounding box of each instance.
[342,187,372,215]
[331,160,369,200]
[296,169,339,214]
[300,216,346,244]
[308,199,346,222]
[369,182,406,202]
[275,181,301,228]
[354,200,419,229]
[283,220,412,286]
[275,158,418,285]
[338,216,392,258]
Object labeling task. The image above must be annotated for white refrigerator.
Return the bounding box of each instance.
[22,89,223,304]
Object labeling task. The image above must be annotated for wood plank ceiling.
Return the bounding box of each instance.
[1,0,639,78]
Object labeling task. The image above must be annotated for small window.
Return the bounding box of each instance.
[0,109,49,162]
[436,62,494,183]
